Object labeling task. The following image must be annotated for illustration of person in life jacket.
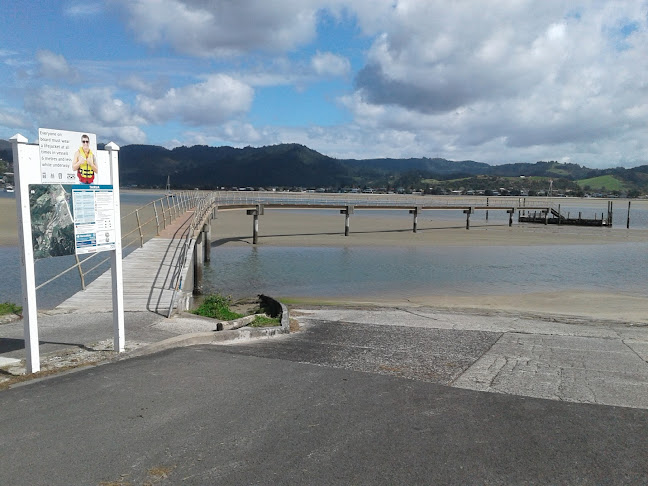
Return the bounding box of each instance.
[72,134,98,184]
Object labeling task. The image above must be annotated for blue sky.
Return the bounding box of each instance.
[1,0,647,168]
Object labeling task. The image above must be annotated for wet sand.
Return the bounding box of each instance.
[2,195,647,324]
[211,208,648,325]
[211,206,648,248]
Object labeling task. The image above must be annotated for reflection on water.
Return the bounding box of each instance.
[202,243,648,300]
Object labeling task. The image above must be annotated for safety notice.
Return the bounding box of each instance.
[72,185,116,254]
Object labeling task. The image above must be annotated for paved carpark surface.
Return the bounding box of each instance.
[1,307,648,485]
[283,307,648,409]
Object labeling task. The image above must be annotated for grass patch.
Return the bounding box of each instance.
[249,315,281,327]
[577,175,626,191]
[191,294,243,321]
[0,302,21,316]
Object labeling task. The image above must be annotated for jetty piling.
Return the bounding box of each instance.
[627,201,631,229]
[203,222,211,262]
[340,205,354,236]
[409,207,421,233]
[464,208,473,230]
[246,204,264,244]
[193,230,204,295]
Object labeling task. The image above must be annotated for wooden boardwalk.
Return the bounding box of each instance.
[56,211,195,315]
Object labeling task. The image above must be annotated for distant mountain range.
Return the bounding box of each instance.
[2,141,647,196]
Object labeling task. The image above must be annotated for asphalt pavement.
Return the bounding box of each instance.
[1,306,648,485]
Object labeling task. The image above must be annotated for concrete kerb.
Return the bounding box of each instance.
[124,298,290,359]
[0,298,290,386]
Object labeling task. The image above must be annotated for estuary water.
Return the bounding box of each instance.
[1,191,647,309]
[201,243,648,302]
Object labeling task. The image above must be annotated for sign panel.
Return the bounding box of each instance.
[30,184,75,259]
[72,184,116,254]
[38,128,108,185]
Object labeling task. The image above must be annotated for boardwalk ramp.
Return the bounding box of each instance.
[56,212,194,316]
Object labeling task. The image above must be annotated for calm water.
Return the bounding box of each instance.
[0,190,163,308]
[1,191,647,308]
[201,243,648,301]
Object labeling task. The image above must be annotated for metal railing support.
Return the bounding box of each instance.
[135,209,144,247]
[75,254,86,290]
[153,201,160,235]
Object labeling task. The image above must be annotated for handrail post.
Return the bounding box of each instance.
[166,195,174,220]
[153,201,160,235]
[162,197,168,227]
[135,209,144,247]
[75,254,86,290]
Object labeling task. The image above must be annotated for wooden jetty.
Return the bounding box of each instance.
[56,212,197,315]
[52,192,617,318]
[518,202,612,227]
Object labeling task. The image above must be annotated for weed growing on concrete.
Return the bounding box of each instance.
[0,302,21,316]
[249,315,280,327]
[192,294,243,320]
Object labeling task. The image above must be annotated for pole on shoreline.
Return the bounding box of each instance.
[340,205,354,236]
[247,204,264,244]
[464,208,473,230]
[409,207,421,233]
[486,197,489,221]
[627,200,631,229]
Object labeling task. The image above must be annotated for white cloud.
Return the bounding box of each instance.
[23,86,147,144]
[0,107,31,130]
[136,74,254,125]
[36,50,78,81]
[64,2,104,17]
[341,0,648,166]
[118,75,169,97]
[110,0,326,56]
[311,51,351,77]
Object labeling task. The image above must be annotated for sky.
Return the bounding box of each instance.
[0,0,647,169]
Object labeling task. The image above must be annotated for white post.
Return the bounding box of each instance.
[11,134,40,373]
[106,142,125,352]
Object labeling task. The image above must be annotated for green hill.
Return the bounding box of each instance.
[1,139,648,195]
[577,175,626,192]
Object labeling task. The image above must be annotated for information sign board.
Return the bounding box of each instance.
[72,184,116,254]
[38,128,108,185]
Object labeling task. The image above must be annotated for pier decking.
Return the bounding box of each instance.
[55,211,194,315]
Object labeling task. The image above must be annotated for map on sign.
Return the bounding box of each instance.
[38,128,108,185]
[72,185,116,255]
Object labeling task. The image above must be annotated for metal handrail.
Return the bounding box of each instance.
[206,191,558,210]
[166,193,217,317]
[35,190,200,292]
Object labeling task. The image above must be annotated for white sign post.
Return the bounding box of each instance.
[10,131,125,373]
